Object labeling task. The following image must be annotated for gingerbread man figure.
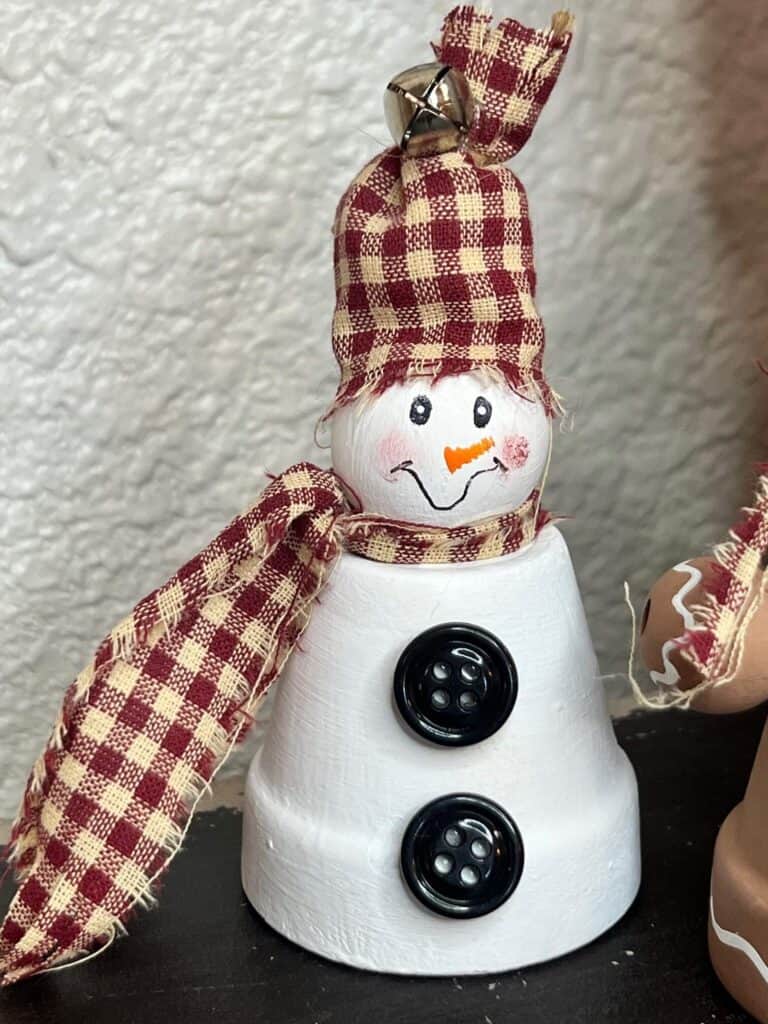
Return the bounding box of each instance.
[641,467,768,1021]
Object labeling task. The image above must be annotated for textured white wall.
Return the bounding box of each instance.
[2,0,768,818]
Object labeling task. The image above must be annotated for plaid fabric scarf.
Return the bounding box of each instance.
[0,463,548,984]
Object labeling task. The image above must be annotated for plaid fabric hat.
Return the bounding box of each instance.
[329,7,573,415]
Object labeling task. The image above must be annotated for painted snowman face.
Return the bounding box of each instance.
[330,374,550,527]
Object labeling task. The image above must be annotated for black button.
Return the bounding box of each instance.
[393,623,517,746]
[401,794,524,919]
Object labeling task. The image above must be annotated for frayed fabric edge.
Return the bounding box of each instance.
[319,362,564,425]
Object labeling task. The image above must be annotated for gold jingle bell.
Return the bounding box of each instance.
[384,62,473,157]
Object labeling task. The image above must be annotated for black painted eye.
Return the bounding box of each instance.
[410,395,432,426]
[473,396,492,428]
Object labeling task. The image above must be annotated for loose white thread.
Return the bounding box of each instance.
[37,926,117,977]
[624,581,687,710]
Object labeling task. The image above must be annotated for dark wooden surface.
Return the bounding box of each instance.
[1,708,765,1023]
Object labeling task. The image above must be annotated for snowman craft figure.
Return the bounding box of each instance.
[640,462,768,1021]
[0,6,640,983]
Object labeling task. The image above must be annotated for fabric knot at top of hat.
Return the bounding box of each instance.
[328,6,574,418]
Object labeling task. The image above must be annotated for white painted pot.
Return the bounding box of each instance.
[241,524,640,974]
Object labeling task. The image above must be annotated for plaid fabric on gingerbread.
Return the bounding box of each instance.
[328,8,573,416]
[676,467,768,686]
[0,463,547,984]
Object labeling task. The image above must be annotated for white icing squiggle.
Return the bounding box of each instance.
[649,561,703,688]
[711,892,768,985]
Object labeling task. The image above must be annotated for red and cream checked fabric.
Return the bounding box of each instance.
[433,6,573,166]
[676,467,768,685]
[331,149,552,413]
[0,463,547,984]
[328,7,573,417]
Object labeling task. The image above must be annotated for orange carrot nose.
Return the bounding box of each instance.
[444,437,494,474]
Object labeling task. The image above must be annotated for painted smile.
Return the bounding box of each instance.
[390,458,507,511]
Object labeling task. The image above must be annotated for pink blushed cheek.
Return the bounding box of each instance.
[501,434,530,470]
[376,432,411,480]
